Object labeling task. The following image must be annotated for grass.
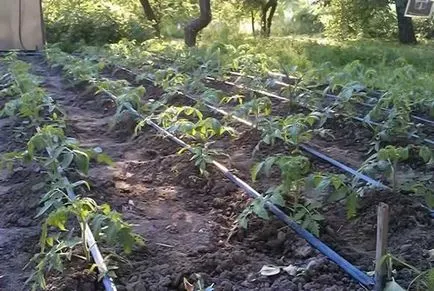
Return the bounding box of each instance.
[145,31,434,94]
[200,32,434,73]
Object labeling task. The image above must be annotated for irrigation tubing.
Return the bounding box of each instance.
[98,55,434,217]
[127,67,434,218]
[6,60,116,291]
[256,72,434,128]
[100,89,375,287]
[299,145,387,189]
[103,62,434,219]
[351,116,434,146]
[115,66,387,189]
[140,52,434,128]
[39,131,117,291]
[208,71,434,217]
[142,53,434,128]
[153,122,376,287]
[211,75,434,147]
[203,77,434,214]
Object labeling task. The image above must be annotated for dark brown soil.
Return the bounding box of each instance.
[0,96,42,290]
[0,55,431,291]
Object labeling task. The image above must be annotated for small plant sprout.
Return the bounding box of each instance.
[362,145,409,192]
[242,154,325,235]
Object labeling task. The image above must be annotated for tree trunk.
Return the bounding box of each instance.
[184,0,212,47]
[139,0,160,37]
[395,0,417,44]
[266,0,277,37]
[251,11,255,35]
[260,0,278,37]
[261,4,267,35]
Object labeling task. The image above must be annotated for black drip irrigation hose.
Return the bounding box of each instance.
[350,116,434,146]
[350,98,434,128]
[210,76,434,147]
[412,115,434,127]
[118,66,387,189]
[143,54,434,129]
[255,72,434,128]
[203,75,434,217]
[299,145,387,189]
[99,89,376,287]
[132,67,434,218]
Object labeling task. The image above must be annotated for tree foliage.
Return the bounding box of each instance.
[43,0,152,50]
[42,0,434,48]
[322,0,396,39]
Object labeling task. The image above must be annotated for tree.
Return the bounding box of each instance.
[231,0,279,36]
[261,0,278,36]
[139,0,160,37]
[184,0,212,47]
[321,0,417,44]
[395,0,417,44]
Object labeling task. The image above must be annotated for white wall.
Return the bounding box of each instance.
[0,0,44,50]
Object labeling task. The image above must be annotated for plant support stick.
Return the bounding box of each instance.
[375,203,390,291]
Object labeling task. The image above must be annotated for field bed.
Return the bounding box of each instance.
[0,52,432,291]
[100,58,433,289]
[106,60,432,195]
[98,56,432,288]
[32,55,369,290]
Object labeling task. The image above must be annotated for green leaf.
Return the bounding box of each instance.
[117,227,136,254]
[100,203,111,215]
[269,191,286,207]
[399,147,409,160]
[47,208,68,231]
[346,191,358,219]
[71,180,91,190]
[73,150,89,174]
[384,279,405,291]
[252,199,269,220]
[309,220,320,237]
[419,146,432,163]
[424,269,434,289]
[61,151,74,170]
[46,236,54,247]
[251,162,264,182]
[331,176,344,190]
[52,253,64,273]
[96,153,114,166]
[91,214,106,240]
[293,208,306,221]
[301,217,311,229]
[35,200,55,218]
[263,156,277,177]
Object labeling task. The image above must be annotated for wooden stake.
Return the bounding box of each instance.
[375,203,390,291]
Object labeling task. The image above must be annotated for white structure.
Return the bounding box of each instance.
[405,0,434,17]
[0,0,44,50]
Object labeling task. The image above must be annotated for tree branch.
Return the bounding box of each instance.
[139,0,160,37]
[184,0,212,47]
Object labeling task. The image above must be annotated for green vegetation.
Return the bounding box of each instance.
[0,54,142,290]
[1,0,433,289]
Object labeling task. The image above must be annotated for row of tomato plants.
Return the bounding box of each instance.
[45,47,434,290]
[74,44,434,215]
[86,41,434,150]
[83,39,434,130]
[0,54,142,290]
[46,46,383,236]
